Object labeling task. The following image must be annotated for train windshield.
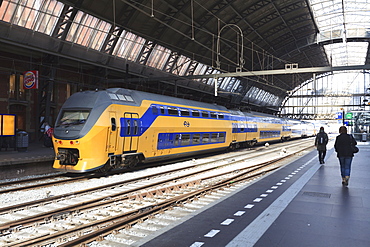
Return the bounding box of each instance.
[57,110,90,127]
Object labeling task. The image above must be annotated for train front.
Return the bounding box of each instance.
[52,91,110,173]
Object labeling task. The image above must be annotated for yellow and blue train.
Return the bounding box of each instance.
[52,88,314,173]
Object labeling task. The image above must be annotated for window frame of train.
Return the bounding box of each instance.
[192,110,200,117]
[180,109,190,116]
[120,115,140,137]
[157,132,226,149]
[151,105,166,115]
[201,111,209,118]
[56,109,91,127]
[168,107,179,116]
[260,130,280,139]
[193,133,201,144]
[150,104,227,120]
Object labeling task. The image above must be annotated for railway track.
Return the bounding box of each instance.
[0,138,312,195]
[0,138,314,246]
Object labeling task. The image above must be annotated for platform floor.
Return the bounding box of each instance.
[0,141,54,166]
[138,141,370,247]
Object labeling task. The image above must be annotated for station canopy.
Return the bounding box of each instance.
[1,0,369,112]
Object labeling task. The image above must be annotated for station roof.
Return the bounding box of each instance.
[61,0,330,94]
[1,0,369,113]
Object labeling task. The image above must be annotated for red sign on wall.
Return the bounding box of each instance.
[23,70,39,89]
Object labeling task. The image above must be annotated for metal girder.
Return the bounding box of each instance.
[52,0,85,53]
[101,26,124,55]
[36,66,56,140]
[182,64,370,79]
[52,5,76,40]
[279,113,337,120]
[138,40,156,65]
[116,64,370,85]
[164,51,179,73]
[185,60,198,75]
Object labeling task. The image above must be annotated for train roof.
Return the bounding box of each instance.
[106,88,229,111]
[62,88,304,122]
[61,88,228,112]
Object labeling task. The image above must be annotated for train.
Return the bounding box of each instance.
[52,88,315,173]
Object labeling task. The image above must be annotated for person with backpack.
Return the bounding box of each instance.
[315,126,329,164]
[334,126,357,186]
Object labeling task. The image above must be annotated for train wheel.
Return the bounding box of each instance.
[228,143,236,151]
[124,155,139,168]
[97,162,111,174]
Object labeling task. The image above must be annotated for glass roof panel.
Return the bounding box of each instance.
[325,42,368,66]
[310,0,370,66]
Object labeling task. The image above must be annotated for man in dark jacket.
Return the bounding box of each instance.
[315,127,329,164]
[334,126,357,186]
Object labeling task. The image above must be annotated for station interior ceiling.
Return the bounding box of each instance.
[1,0,370,121]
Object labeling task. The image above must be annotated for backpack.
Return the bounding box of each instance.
[318,136,324,145]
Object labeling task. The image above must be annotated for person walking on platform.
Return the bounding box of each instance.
[334,126,357,186]
[43,122,53,148]
[315,126,328,164]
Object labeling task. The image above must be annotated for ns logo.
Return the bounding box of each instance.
[183,121,190,127]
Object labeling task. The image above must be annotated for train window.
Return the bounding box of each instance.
[193,134,201,144]
[126,120,131,135]
[160,106,165,114]
[211,133,218,142]
[210,112,217,118]
[201,111,209,118]
[192,110,200,117]
[57,110,90,127]
[125,95,134,102]
[111,118,116,131]
[168,107,178,116]
[232,123,238,132]
[218,114,224,119]
[174,134,180,146]
[157,135,164,147]
[202,133,210,143]
[181,134,191,146]
[117,94,128,101]
[133,120,138,135]
[152,105,158,115]
[180,109,190,116]
[219,133,225,142]
[109,93,119,100]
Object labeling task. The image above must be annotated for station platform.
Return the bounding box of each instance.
[0,141,55,180]
[139,141,370,247]
[0,141,54,166]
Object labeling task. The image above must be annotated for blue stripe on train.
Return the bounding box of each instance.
[119,104,258,137]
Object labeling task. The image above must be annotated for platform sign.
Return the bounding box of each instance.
[0,114,16,136]
[345,112,353,120]
[23,70,38,89]
[335,112,343,120]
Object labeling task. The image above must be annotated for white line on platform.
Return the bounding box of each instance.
[226,155,319,247]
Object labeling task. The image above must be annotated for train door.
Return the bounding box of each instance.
[232,121,238,142]
[107,112,118,153]
[122,113,140,153]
